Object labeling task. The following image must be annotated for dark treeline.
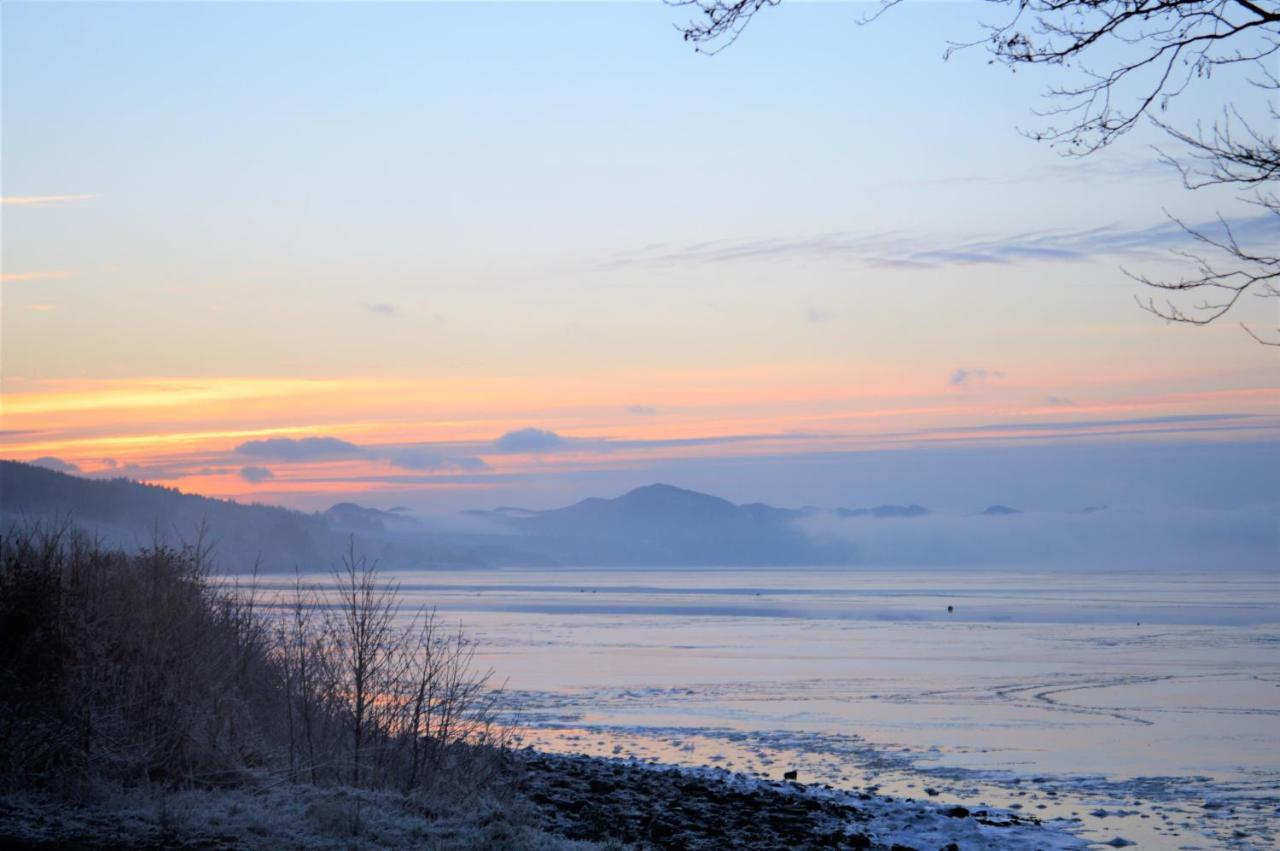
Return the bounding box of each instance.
[0,523,506,797]
[0,461,494,573]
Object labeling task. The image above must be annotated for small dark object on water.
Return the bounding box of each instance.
[940,845,960,851]
[925,787,939,796]
[783,769,798,780]
[947,605,954,613]
[943,806,970,818]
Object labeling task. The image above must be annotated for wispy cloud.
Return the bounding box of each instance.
[935,413,1255,434]
[597,433,819,452]
[948,367,1003,387]
[916,151,1173,188]
[235,434,486,471]
[488,429,815,455]
[603,214,1278,271]
[385,447,487,472]
[2,270,77,283]
[625,405,658,416]
[235,436,364,461]
[361,302,399,317]
[87,460,212,482]
[1,194,96,207]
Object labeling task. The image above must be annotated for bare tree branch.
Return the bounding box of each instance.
[671,0,1280,343]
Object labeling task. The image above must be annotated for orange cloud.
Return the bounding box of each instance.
[1,194,96,206]
[1,270,77,283]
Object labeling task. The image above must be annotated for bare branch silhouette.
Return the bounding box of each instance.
[672,0,1280,342]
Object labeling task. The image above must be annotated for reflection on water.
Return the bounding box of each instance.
[243,566,1280,850]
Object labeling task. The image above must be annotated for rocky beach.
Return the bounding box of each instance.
[0,749,1083,851]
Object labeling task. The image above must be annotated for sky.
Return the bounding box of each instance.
[3,1,1278,514]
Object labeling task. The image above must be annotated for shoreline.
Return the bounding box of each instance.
[516,750,1083,850]
[0,749,1084,851]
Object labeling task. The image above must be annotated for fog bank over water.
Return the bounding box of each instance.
[797,505,1280,570]
[536,440,1280,515]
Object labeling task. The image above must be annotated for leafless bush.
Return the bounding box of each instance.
[0,523,509,799]
[276,541,510,793]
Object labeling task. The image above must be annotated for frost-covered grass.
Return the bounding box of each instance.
[0,751,1093,851]
[0,775,614,850]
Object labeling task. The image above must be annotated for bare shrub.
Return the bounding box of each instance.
[0,523,509,799]
[290,541,509,792]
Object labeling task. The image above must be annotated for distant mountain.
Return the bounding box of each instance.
[465,483,845,566]
[324,502,415,533]
[11,461,1037,569]
[0,460,483,572]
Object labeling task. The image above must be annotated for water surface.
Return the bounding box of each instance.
[251,565,1280,849]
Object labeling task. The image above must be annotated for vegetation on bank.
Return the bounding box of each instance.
[0,522,506,798]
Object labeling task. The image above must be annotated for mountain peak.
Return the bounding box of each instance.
[613,483,738,513]
[618,482,710,500]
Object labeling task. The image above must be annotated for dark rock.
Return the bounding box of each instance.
[512,750,1059,851]
[784,769,799,780]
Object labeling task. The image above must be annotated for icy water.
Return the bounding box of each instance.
[255,566,1280,850]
